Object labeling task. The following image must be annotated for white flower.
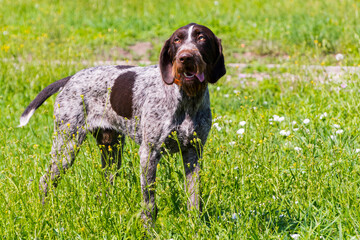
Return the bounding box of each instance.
[233,90,239,94]
[216,86,221,91]
[239,121,246,126]
[229,141,236,146]
[335,53,344,61]
[292,121,297,125]
[273,115,285,122]
[237,128,245,135]
[263,101,268,105]
[214,1,219,5]
[293,128,299,131]
[303,119,310,124]
[224,94,229,98]
[3,31,8,35]
[213,123,222,131]
[336,129,343,134]
[319,112,328,119]
[280,130,290,136]
[294,147,302,151]
[356,149,360,153]
[290,233,301,240]
[341,83,347,89]
[333,124,340,128]
[330,135,335,140]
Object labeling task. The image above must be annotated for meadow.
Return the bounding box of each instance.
[1,0,360,238]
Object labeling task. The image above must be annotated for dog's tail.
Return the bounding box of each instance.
[18,76,72,127]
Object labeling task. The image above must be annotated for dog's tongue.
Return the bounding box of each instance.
[196,72,205,82]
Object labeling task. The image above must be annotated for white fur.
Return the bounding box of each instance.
[18,109,35,127]
[186,25,194,42]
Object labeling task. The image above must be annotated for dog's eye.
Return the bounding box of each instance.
[198,35,206,42]
[174,38,181,44]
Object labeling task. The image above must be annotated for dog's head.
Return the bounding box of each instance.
[160,23,226,96]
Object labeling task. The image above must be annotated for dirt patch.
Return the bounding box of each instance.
[128,42,153,60]
[96,41,153,62]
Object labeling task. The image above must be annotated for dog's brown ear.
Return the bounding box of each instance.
[207,38,226,84]
[159,38,174,85]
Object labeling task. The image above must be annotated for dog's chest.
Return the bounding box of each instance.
[163,113,198,152]
[176,113,196,141]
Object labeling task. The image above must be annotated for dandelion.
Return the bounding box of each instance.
[336,129,343,134]
[280,130,290,136]
[333,124,340,128]
[335,53,344,61]
[239,121,246,126]
[303,119,310,124]
[294,147,302,151]
[213,123,221,131]
[237,128,245,135]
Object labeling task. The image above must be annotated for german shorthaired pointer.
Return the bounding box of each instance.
[19,23,226,223]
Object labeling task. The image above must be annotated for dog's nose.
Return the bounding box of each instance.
[179,52,194,64]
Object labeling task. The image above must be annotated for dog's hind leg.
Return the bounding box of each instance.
[93,128,124,184]
[39,126,87,202]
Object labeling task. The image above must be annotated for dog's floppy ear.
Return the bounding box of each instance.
[207,38,226,84]
[159,38,174,85]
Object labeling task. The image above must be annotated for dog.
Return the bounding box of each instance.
[19,23,226,223]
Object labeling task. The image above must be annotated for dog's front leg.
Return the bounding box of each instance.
[182,148,201,212]
[139,143,160,225]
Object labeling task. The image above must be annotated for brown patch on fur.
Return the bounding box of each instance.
[110,71,136,119]
[94,129,119,145]
[181,79,207,97]
[115,65,135,70]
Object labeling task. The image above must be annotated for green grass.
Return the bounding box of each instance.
[1,0,360,238]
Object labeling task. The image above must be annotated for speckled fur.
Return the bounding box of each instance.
[20,23,226,224]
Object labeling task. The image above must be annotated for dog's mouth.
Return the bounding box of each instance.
[182,72,205,82]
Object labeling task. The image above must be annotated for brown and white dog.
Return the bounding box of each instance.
[19,23,226,223]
